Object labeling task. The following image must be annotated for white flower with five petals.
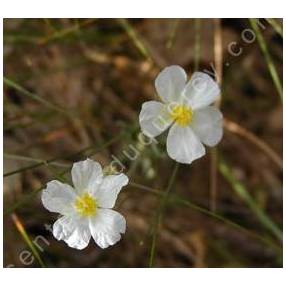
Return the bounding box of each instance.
[42,158,129,250]
[139,65,223,164]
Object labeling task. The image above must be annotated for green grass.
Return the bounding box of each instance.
[219,160,282,242]
[249,19,283,101]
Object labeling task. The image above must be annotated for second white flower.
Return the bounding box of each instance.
[139,65,223,164]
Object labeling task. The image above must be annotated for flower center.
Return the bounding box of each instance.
[74,193,97,217]
[170,104,193,127]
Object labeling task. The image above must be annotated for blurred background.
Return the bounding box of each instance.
[3,18,283,267]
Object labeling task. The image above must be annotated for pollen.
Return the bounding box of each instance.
[74,193,97,217]
[169,104,193,127]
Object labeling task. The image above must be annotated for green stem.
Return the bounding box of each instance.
[4,153,69,168]
[3,77,74,117]
[4,134,122,177]
[219,160,282,241]
[117,19,152,63]
[129,182,281,252]
[266,18,283,37]
[249,19,283,101]
[149,162,179,267]
[11,213,46,267]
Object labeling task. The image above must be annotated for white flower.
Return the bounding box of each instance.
[139,65,223,164]
[41,158,129,250]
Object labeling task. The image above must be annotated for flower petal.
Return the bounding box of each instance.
[166,124,206,164]
[155,65,187,103]
[42,180,76,215]
[94,174,129,208]
[53,215,91,250]
[71,158,103,193]
[183,72,220,110]
[191,106,223,147]
[139,101,173,138]
[89,209,126,249]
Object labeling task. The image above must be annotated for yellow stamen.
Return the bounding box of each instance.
[169,104,193,127]
[74,193,97,217]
